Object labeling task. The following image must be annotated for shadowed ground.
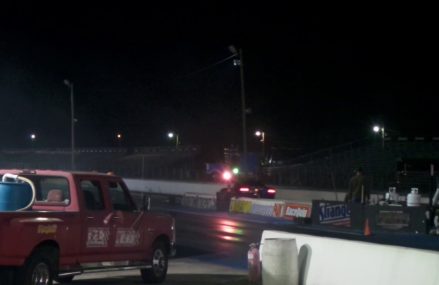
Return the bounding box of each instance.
[69,274,249,285]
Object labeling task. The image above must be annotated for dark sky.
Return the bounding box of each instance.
[0,4,437,159]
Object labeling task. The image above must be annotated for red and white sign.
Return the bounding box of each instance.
[283,203,312,221]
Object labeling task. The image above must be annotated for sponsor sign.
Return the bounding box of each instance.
[283,203,312,221]
[195,197,216,210]
[229,199,253,213]
[182,194,216,210]
[317,202,351,226]
[273,203,284,218]
[251,204,275,217]
[181,196,197,208]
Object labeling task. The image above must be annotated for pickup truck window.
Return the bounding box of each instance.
[38,177,70,203]
[108,181,136,211]
[16,175,70,204]
[80,180,105,210]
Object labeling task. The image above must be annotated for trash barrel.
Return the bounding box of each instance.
[262,238,299,285]
[0,182,33,211]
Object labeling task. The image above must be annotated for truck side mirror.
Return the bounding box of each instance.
[141,193,151,212]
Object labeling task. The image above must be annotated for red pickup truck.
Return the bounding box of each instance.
[0,169,175,285]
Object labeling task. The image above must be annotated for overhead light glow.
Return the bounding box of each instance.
[222,170,232,181]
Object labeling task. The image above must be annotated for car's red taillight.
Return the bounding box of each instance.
[267,188,276,194]
[239,187,250,192]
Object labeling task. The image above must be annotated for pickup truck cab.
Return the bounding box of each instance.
[0,169,175,285]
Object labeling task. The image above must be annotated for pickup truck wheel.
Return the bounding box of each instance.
[141,241,168,283]
[54,276,74,283]
[15,248,54,285]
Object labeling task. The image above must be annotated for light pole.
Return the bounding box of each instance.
[63,79,75,170]
[229,45,248,163]
[255,130,266,163]
[373,125,385,148]
[168,132,179,147]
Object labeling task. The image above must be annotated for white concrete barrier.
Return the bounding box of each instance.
[123,178,347,203]
[260,230,439,285]
[124,178,223,195]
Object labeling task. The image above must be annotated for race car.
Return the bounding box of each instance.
[219,177,276,199]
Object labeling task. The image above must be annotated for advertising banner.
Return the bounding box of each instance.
[229,198,253,213]
[283,202,312,221]
[181,193,216,210]
[312,200,351,227]
[251,203,277,217]
[273,203,285,218]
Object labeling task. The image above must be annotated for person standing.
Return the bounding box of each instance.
[345,167,368,204]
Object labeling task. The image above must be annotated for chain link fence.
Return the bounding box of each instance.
[2,139,439,194]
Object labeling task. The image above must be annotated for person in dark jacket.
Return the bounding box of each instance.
[345,167,368,203]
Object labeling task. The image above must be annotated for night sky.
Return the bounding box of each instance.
[0,4,437,159]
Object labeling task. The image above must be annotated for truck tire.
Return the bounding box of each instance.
[54,276,74,283]
[140,241,168,283]
[15,247,55,285]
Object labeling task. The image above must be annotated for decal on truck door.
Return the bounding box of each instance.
[37,224,58,234]
[115,228,141,247]
[86,227,110,248]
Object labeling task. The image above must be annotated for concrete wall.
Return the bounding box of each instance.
[124,178,221,196]
[260,230,439,285]
[123,178,347,202]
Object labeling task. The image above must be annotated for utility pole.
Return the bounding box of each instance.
[229,45,248,166]
[239,48,248,159]
[64,79,75,170]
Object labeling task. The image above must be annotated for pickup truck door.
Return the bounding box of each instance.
[106,179,147,260]
[77,177,115,263]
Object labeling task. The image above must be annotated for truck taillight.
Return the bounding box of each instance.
[267,188,276,194]
[239,187,250,192]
